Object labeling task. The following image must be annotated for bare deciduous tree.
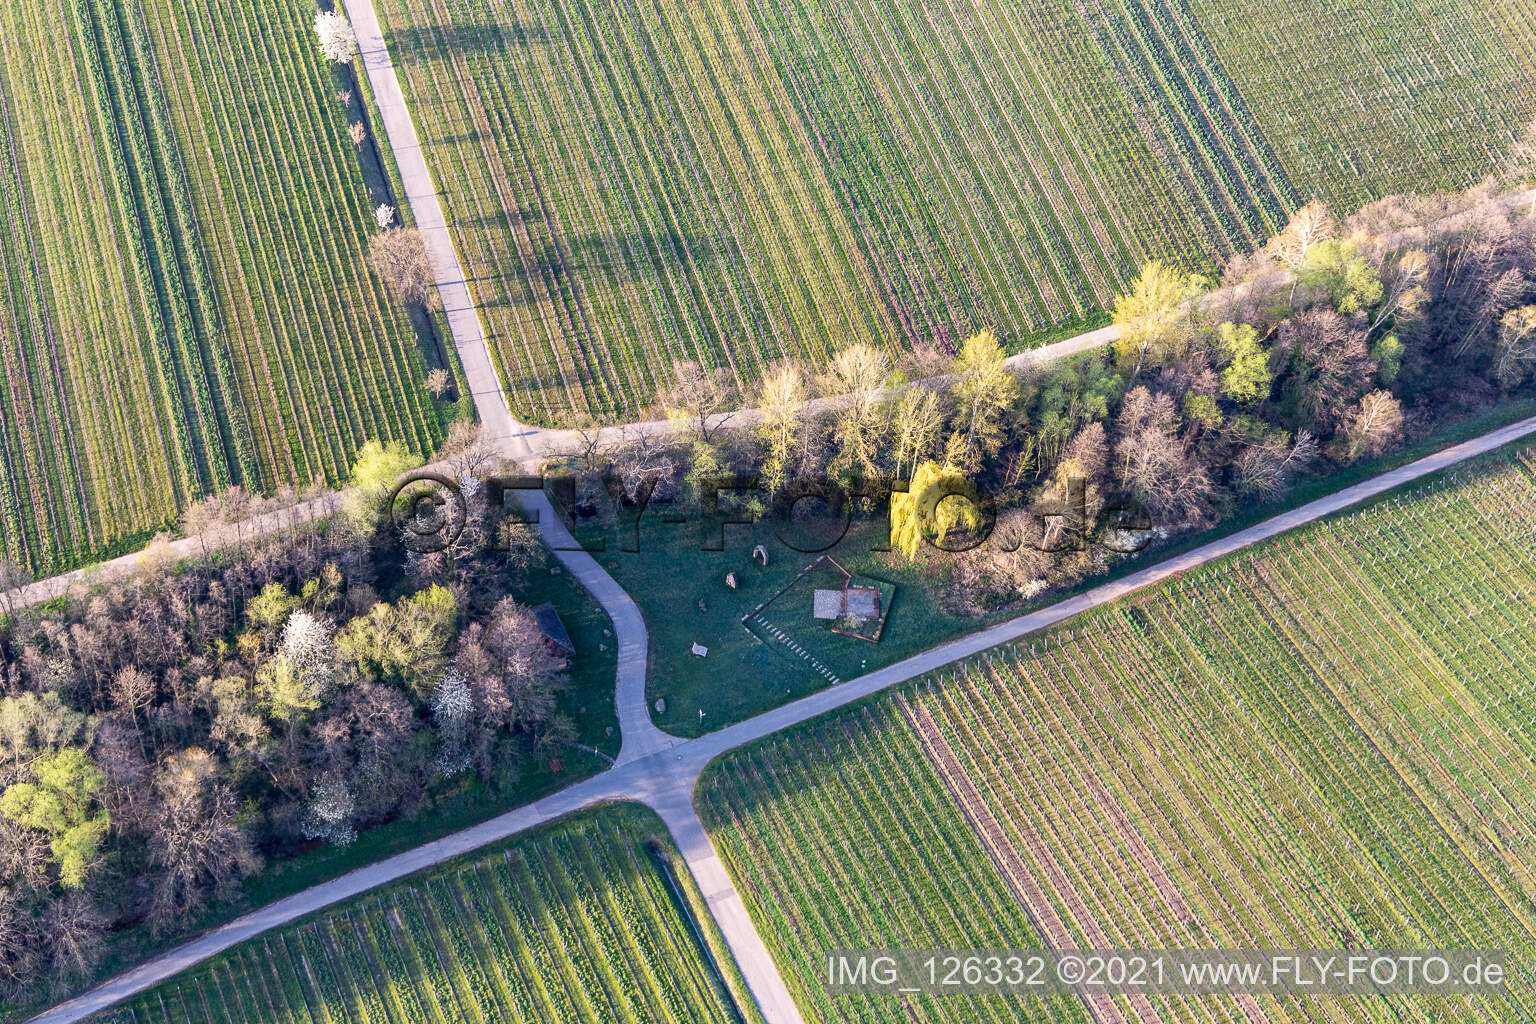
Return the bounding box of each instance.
[1437,217,1534,359]
[1113,387,1213,525]
[44,890,104,985]
[368,227,439,310]
[0,561,29,617]
[450,599,567,777]
[660,360,734,443]
[1271,200,1335,271]
[1270,200,1337,305]
[145,748,258,934]
[108,668,156,745]
[1272,310,1374,433]
[1337,390,1403,462]
[1235,430,1318,499]
[610,429,676,504]
[438,421,497,483]
[890,387,943,480]
[1496,305,1536,389]
[1366,248,1429,333]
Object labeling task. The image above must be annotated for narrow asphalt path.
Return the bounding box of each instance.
[0,316,1124,612]
[648,787,808,1024]
[29,411,1536,1024]
[0,493,343,611]
[527,322,1125,457]
[521,489,676,765]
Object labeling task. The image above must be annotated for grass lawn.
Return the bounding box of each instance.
[602,514,973,736]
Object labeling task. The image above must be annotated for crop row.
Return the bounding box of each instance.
[379,0,1296,423]
[701,448,1536,1023]
[92,809,740,1024]
[1185,0,1535,207]
[381,0,1530,425]
[701,712,1091,1023]
[140,0,443,482]
[0,0,184,570]
[0,0,444,573]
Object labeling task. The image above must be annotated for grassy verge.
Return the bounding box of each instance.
[348,52,410,221]
[1005,309,1112,355]
[648,831,769,1024]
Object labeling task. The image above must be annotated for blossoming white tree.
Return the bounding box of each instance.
[431,670,473,776]
[280,610,334,679]
[374,204,395,229]
[301,776,356,846]
[314,10,356,64]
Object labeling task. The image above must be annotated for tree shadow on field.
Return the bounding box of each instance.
[575,228,739,276]
[480,227,737,309]
[387,22,548,61]
[427,130,497,148]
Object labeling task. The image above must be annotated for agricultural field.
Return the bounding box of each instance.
[89,804,757,1024]
[700,448,1536,1023]
[0,0,445,573]
[376,0,1531,424]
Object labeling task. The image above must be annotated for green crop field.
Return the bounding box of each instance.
[0,0,444,573]
[1185,0,1535,209]
[700,449,1536,1023]
[90,805,755,1024]
[377,0,1533,424]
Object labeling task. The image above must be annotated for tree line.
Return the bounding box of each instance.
[0,425,569,999]
[556,181,1536,613]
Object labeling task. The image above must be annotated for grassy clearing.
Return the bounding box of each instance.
[700,447,1536,1023]
[601,396,1536,736]
[89,804,758,1024]
[0,0,446,574]
[599,517,974,736]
